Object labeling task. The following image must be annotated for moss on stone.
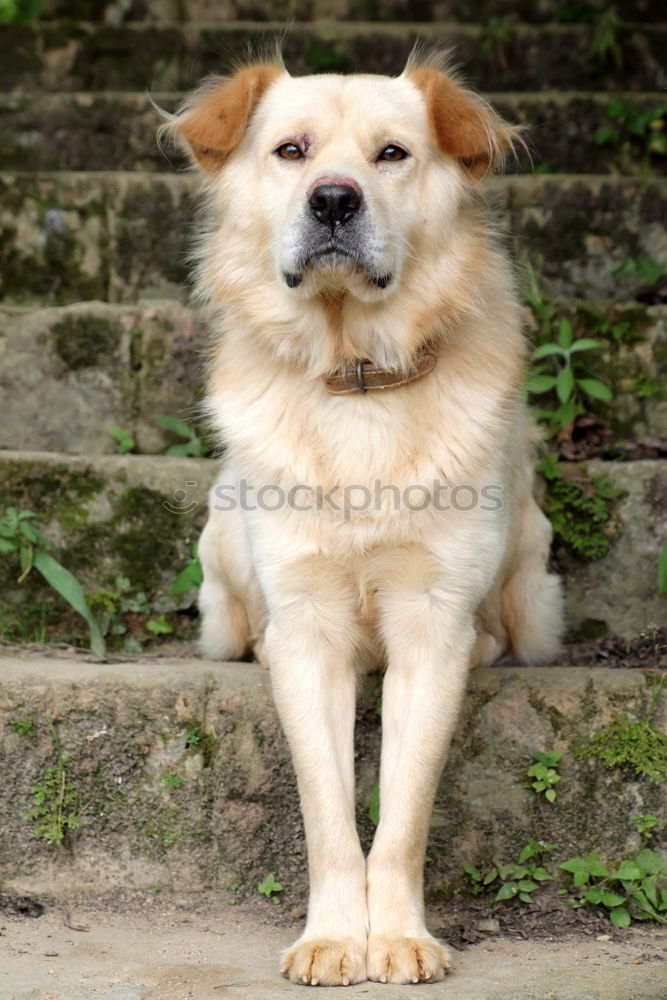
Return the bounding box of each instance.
[51,314,120,371]
[543,469,624,561]
[110,486,184,592]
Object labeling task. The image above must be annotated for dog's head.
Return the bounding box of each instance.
[167,55,519,305]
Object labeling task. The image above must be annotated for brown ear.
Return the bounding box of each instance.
[174,65,283,172]
[407,67,518,179]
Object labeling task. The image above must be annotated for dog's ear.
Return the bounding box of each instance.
[170,65,283,172]
[406,67,519,179]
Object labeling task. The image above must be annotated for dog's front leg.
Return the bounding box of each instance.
[265,565,368,986]
[366,578,474,984]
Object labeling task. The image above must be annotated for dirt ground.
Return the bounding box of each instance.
[1,891,665,1000]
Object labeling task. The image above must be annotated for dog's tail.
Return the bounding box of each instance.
[500,498,565,665]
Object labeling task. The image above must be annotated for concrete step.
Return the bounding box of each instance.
[0,649,663,906]
[2,172,666,305]
[38,0,667,25]
[0,451,664,641]
[0,300,208,456]
[3,90,665,176]
[1,21,665,93]
[0,451,214,628]
[1,301,664,458]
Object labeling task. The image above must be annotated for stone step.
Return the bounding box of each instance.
[38,0,667,25]
[0,649,663,900]
[2,21,665,93]
[0,300,208,456]
[3,90,665,176]
[0,451,664,641]
[2,172,666,306]
[1,301,664,459]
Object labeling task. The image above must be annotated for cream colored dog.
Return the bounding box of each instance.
[166,51,563,986]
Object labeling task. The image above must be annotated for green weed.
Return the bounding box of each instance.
[8,710,37,741]
[258,873,284,904]
[465,840,555,904]
[560,848,667,927]
[0,507,105,657]
[527,750,563,803]
[28,722,81,845]
[107,426,136,455]
[0,0,42,24]
[595,100,667,159]
[526,318,612,436]
[172,544,203,595]
[156,416,209,458]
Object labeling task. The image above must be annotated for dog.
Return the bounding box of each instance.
[164,49,564,986]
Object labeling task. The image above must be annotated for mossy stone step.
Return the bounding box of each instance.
[1,301,664,457]
[2,90,665,176]
[37,0,667,25]
[1,172,665,305]
[0,451,664,640]
[0,451,214,627]
[0,650,663,899]
[1,21,665,93]
[0,300,207,456]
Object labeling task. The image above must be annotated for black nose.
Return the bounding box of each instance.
[308,184,361,228]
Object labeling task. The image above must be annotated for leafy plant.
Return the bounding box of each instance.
[89,575,151,653]
[28,722,81,845]
[146,614,173,635]
[163,773,186,789]
[107,426,136,455]
[183,723,201,747]
[595,100,667,158]
[554,0,598,21]
[588,6,623,68]
[0,0,42,24]
[481,15,515,69]
[560,848,667,927]
[527,318,612,436]
[464,840,555,905]
[527,750,563,803]
[156,416,208,458]
[172,544,203,594]
[580,304,634,345]
[0,507,105,658]
[615,255,665,287]
[9,710,37,741]
[258,873,284,904]
[632,813,659,841]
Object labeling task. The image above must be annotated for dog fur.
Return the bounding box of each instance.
[165,51,564,986]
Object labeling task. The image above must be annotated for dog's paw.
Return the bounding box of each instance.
[281,936,367,986]
[366,934,450,984]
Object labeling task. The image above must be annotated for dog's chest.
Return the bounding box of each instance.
[222,370,501,496]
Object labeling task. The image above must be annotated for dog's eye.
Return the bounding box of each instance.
[275,143,304,160]
[378,145,409,162]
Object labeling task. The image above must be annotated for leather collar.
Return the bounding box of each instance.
[323,345,437,396]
